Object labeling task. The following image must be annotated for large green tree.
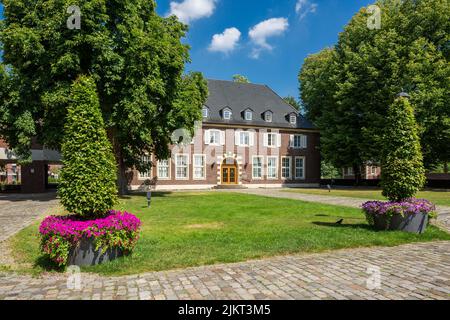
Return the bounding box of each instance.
[0,0,208,194]
[299,0,450,173]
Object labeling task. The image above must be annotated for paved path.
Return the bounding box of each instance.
[0,190,449,300]
[1,241,449,300]
[222,189,450,232]
[0,192,59,242]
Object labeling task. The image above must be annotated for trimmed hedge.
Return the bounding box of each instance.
[380,97,426,201]
[58,76,118,217]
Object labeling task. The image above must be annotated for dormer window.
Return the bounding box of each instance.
[245,110,253,121]
[264,111,273,123]
[223,108,232,120]
[202,107,209,118]
[290,114,297,125]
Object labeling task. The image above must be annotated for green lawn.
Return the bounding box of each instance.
[284,188,450,206]
[8,192,450,276]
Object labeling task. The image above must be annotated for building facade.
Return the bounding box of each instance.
[129,80,321,190]
[342,165,381,180]
[0,79,321,192]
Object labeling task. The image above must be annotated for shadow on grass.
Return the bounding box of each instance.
[312,221,373,231]
[122,192,174,199]
[34,255,66,273]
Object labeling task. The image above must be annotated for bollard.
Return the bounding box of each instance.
[146,191,152,208]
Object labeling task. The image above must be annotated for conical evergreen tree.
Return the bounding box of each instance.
[381,96,426,201]
[58,76,118,217]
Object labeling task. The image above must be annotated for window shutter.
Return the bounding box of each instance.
[301,135,308,149]
[263,133,268,147]
[249,132,255,146]
[220,131,225,146]
[289,135,294,148]
[204,130,210,145]
[277,134,282,148]
[235,131,240,146]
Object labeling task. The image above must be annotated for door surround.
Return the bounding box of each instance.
[216,153,243,186]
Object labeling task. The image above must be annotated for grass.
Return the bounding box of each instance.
[284,188,450,206]
[8,192,450,276]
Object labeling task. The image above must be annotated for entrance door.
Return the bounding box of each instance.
[222,165,237,184]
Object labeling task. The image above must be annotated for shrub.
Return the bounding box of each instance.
[380,96,426,201]
[39,211,141,267]
[362,198,436,227]
[58,76,118,217]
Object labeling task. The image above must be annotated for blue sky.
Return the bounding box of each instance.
[0,0,374,98]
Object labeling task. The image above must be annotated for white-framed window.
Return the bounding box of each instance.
[264,112,273,122]
[267,156,278,179]
[240,132,250,146]
[223,108,232,120]
[267,133,277,147]
[208,130,221,145]
[295,157,305,180]
[291,134,307,149]
[347,167,354,176]
[281,157,292,179]
[252,156,263,179]
[371,166,376,175]
[175,154,189,180]
[245,110,253,121]
[157,159,170,180]
[290,114,297,125]
[204,129,224,146]
[193,154,206,180]
[202,107,209,118]
[235,130,254,147]
[138,155,152,180]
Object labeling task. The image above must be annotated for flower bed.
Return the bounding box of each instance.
[39,211,141,267]
[362,198,436,233]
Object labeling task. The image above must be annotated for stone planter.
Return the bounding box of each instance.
[372,212,429,234]
[68,237,123,266]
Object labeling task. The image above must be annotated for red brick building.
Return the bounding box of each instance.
[1,80,321,192]
[129,80,321,190]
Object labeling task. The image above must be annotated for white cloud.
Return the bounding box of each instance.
[248,17,289,59]
[208,27,241,54]
[168,0,217,24]
[295,0,318,20]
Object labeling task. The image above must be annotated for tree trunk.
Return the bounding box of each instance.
[353,164,362,186]
[109,130,129,196]
[117,157,129,196]
[444,162,448,174]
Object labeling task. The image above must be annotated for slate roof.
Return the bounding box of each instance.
[203,79,315,129]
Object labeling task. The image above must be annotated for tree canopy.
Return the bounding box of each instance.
[0,0,208,193]
[299,0,450,173]
[283,96,302,111]
[232,74,250,83]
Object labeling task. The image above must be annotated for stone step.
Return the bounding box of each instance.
[213,185,248,190]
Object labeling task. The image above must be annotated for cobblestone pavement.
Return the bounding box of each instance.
[0,192,59,243]
[223,189,450,232]
[0,241,449,300]
[0,190,449,300]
